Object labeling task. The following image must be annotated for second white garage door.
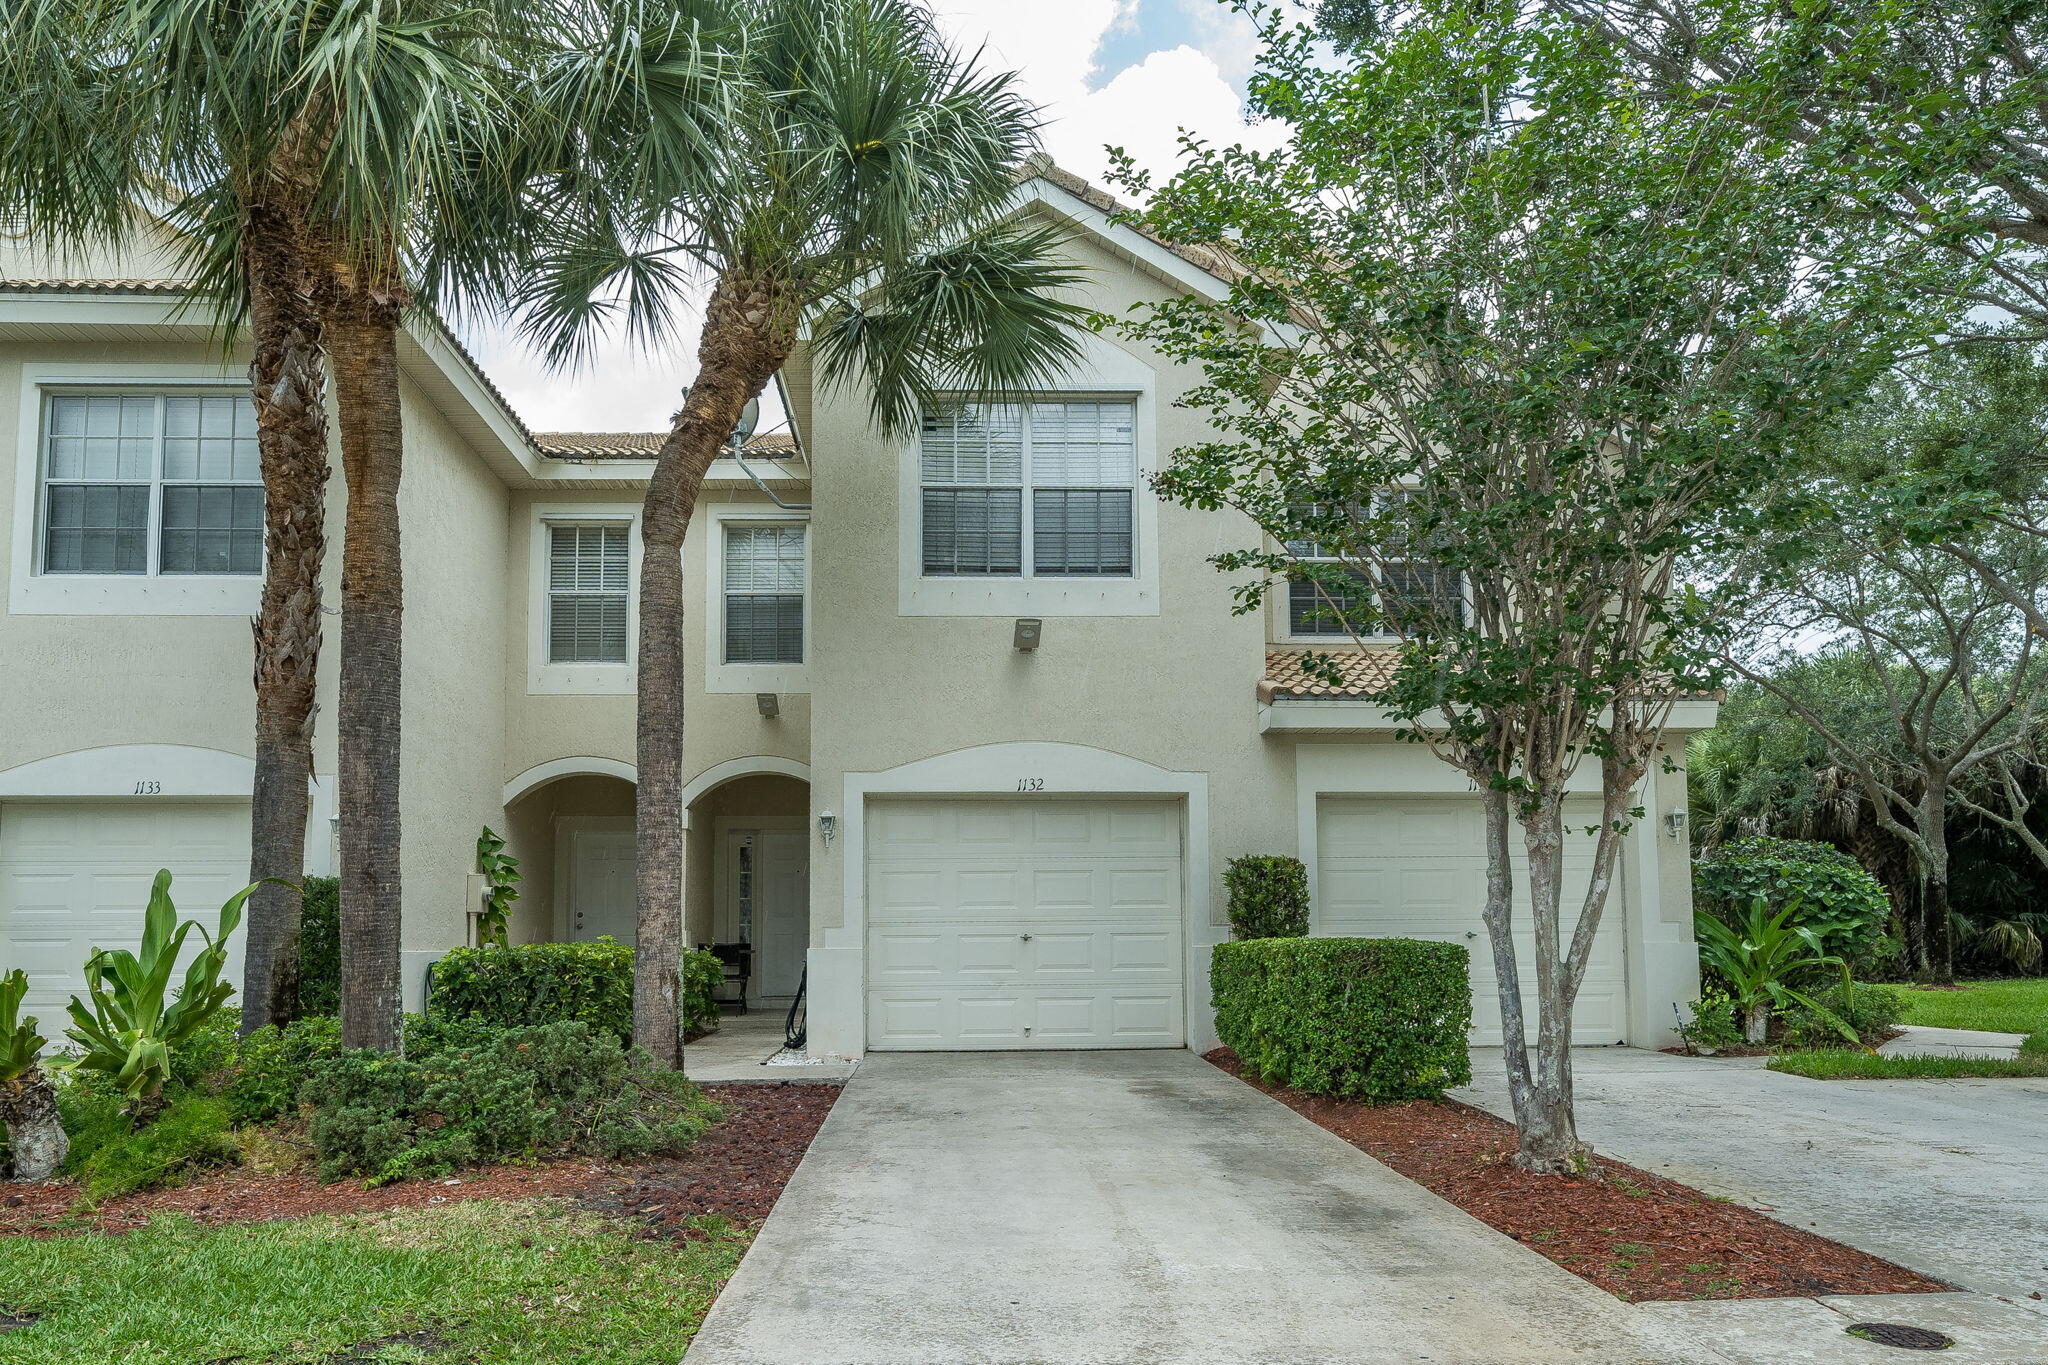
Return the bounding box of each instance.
[1317,796,1628,1046]
[866,798,1184,1050]
[0,799,251,1022]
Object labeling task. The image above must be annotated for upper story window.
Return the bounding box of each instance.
[40,390,262,576]
[724,523,805,664]
[547,523,630,664]
[920,400,1136,578]
[1284,493,1465,637]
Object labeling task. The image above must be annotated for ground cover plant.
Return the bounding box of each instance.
[1770,1032,2048,1080]
[1207,1050,1946,1302]
[0,1200,748,1365]
[1895,977,2048,1034]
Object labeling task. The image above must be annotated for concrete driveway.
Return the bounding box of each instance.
[1456,1048,2048,1308]
[683,1051,1725,1365]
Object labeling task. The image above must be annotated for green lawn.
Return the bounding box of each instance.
[0,1200,747,1364]
[1769,1045,2048,1081]
[1894,977,2048,1034]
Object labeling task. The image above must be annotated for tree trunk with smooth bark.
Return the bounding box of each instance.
[634,277,792,1069]
[0,1070,67,1180]
[239,184,330,1035]
[1920,788,1956,985]
[323,269,409,1053]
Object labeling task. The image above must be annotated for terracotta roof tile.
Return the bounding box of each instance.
[1018,155,1247,288]
[1260,648,1401,701]
[0,277,186,295]
[534,430,799,460]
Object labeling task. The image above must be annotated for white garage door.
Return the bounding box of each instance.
[866,798,1184,1050]
[1317,797,1627,1046]
[0,800,251,1023]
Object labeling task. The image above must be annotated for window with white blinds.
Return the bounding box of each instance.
[920,400,1136,577]
[1284,495,1465,637]
[724,524,805,664]
[40,390,264,576]
[547,523,630,664]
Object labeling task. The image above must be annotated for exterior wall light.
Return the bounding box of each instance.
[756,692,779,718]
[818,810,837,843]
[1013,617,1043,652]
[1665,808,1688,842]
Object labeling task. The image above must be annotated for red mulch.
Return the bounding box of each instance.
[1207,1049,1948,1303]
[0,1082,839,1246]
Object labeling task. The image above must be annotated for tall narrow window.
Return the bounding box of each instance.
[920,400,1135,577]
[724,524,805,664]
[40,390,262,576]
[547,523,630,663]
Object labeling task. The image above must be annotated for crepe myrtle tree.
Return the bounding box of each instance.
[516,0,1090,1066]
[1114,3,1946,1171]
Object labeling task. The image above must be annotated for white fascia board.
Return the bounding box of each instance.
[397,320,544,483]
[0,294,210,328]
[1259,696,1723,735]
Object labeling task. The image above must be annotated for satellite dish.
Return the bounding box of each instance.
[731,397,761,449]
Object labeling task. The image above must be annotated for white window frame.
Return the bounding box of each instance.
[10,364,267,616]
[1273,493,1469,645]
[896,330,1161,618]
[704,503,810,694]
[527,501,640,695]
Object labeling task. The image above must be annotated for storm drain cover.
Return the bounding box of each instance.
[1845,1322,1955,1350]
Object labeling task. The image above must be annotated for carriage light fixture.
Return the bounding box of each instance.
[819,810,837,844]
[1664,808,1687,842]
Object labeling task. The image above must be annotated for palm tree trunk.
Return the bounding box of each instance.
[634,279,791,1068]
[0,1069,66,1181]
[239,192,329,1034]
[324,273,409,1053]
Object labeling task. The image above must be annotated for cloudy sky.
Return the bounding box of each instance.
[461,0,1280,437]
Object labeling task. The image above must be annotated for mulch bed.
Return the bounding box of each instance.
[0,1082,840,1247]
[1207,1048,1947,1303]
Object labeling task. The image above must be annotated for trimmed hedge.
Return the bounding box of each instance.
[1212,937,1472,1100]
[1694,837,1893,967]
[297,875,341,1017]
[1224,854,1311,939]
[427,939,724,1044]
[429,939,637,1040]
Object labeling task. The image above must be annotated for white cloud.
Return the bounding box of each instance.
[463,0,1278,432]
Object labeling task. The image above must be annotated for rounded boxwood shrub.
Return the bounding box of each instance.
[428,939,637,1040]
[1224,854,1311,939]
[1694,837,1893,966]
[1211,937,1472,1100]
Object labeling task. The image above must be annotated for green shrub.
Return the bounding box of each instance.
[1211,937,1471,1100]
[683,949,723,1037]
[220,1016,344,1124]
[74,1095,236,1200]
[1676,988,1746,1053]
[1694,838,1892,966]
[300,1020,720,1184]
[297,876,341,1016]
[1224,855,1311,940]
[428,939,635,1040]
[1780,981,1904,1050]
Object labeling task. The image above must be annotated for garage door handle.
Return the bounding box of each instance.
[1020,933,1033,942]
[1465,932,1477,940]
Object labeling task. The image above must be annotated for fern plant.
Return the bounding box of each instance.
[0,968,67,1180]
[64,870,253,1114]
[1694,897,1863,1047]
[475,826,521,948]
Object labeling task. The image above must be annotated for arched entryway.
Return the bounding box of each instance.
[501,760,638,946]
[684,761,810,1008]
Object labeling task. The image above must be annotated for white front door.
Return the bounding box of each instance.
[0,799,252,1021]
[729,828,808,999]
[864,797,1185,1050]
[1316,796,1629,1046]
[568,825,637,945]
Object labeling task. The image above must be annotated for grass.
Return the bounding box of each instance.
[0,1199,748,1364]
[1768,1035,2048,1081]
[1893,977,2048,1034]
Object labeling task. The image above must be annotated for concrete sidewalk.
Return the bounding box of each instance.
[1457,1046,2048,1308]
[683,1051,1727,1364]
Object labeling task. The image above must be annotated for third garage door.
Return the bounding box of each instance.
[1317,796,1627,1045]
[866,798,1183,1050]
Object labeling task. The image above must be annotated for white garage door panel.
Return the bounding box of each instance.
[1,800,251,1021]
[866,798,1184,1050]
[1318,797,1627,1046]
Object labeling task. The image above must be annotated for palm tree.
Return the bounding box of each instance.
[519,0,1091,1066]
[0,0,334,1032]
